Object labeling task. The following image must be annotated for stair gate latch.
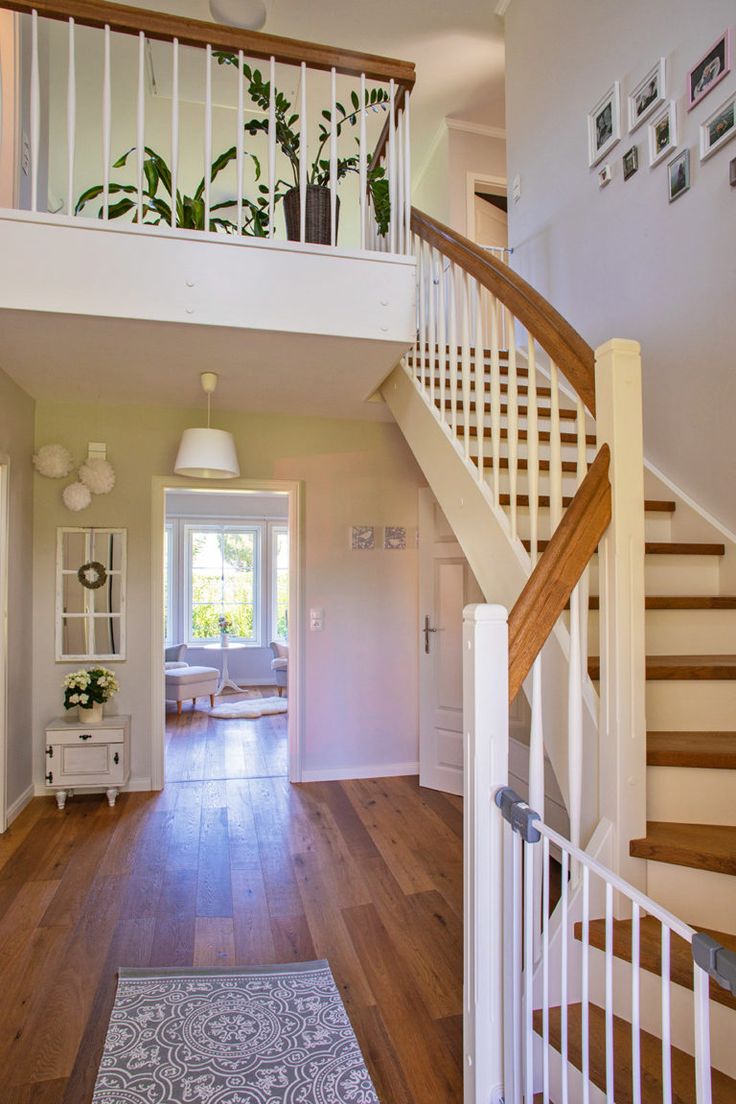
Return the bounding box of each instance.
[692,932,736,996]
[494,786,541,843]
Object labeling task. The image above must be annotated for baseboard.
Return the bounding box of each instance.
[6,783,35,825]
[300,761,419,783]
[644,457,736,545]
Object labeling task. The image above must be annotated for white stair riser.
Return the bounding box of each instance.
[468,438,593,464]
[588,556,721,597]
[645,860,736,932]
[646,680,736,731]
[586,608,736,654]
[647,765,736,825]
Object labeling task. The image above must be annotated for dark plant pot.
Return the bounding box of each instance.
[283,185,340,245]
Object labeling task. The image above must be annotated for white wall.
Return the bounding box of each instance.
[505,0,736,529]
[0,366,34,814]
[165,488,288,686]
[32,402,426,787]
[413,122,507,235]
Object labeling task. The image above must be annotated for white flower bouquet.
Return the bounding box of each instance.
[63,666,120,711]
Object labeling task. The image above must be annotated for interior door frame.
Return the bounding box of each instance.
[465,172,507,244]
[150,475,303,790]
[0,458,9,831]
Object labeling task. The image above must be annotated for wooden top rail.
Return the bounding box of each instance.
[508,444,611,700]
[1,0,417,86]
[410,207,596,415]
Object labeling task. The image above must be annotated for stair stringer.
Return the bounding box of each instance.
[383,362,601,841]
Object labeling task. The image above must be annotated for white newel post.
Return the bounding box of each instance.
[463,604,509,1104]
[594,339,647,889]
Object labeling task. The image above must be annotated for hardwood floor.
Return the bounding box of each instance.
[0,774,464,1102]
[165,687,288,781]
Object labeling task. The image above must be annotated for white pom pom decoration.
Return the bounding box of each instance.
[62,481,92,512]
[78,457,116,495]
[33,444,74,479]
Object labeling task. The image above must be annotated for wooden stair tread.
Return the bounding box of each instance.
[534,1002,736,1104]
[507,495,673,511]
[572,915,736,1012]
[648,732,736,769]
[630,822,736,875]
[439,398,580,421]
[457,425,597,446]
[528,540,724,557]
[422,374,553,399]
[588,595,736,610]
[483,457,581,473]
[589,655,736,680]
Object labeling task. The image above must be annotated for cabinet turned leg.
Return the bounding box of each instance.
[106,788,119,808]
[55,790,68,810]
[210,693,215,707]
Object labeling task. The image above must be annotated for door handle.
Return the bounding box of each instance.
[424,615,438,654]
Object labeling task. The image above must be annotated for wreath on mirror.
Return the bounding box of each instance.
[77,561,108,589]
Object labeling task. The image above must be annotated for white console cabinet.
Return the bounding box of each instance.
[44,714,131,809]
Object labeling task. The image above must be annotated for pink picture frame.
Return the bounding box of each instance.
[687,29,733,111]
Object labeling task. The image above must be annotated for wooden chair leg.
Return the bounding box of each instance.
[177,700,183,716]
[210,693,215,707]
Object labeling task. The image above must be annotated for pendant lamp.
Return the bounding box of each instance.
[209,0,267,30]
[174,372,240,479]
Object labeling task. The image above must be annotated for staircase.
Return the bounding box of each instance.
[377,207,736,1101]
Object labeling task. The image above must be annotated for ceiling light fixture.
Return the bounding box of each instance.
[174,372,240,479]
[209,0,267,31]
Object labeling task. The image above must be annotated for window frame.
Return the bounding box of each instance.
[271,523,289,644]
[184,522,261,646]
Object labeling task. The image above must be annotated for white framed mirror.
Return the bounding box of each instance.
[56,527,127,661]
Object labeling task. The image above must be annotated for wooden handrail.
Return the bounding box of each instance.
[2,0,416,86]
[508,445,611,700]
[410,207,596,415]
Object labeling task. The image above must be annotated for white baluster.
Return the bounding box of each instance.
[30,9,39,212]
[581,865,590,1104]
[66,18,75,216]
[523,837,535,1104]
[549,362,563,533]
[528,655,544,961]
[437,256,447,427]
[396,104,405,255]
[428,247,436,408]
[388,78,396,253]
[299,62,307,242]
[170,38,179,228]
[605,881,614,1103]
[631,902,641,1104]
[448,263,458,437]
[568,581,583,854]
[204,44,212,230]
[693,963,713,1104]
[561,849,569,1104]
[527,338,539,556]
[505,311,519,539]
[102,24,111,220]
[329,67,337,247]
[359,73,367,250]
[136,31,145,224]
[236,50,244,233]
[461,271,472,462]
[474,280,485,480]
[577,394,590,667]
[542,835,550,1104]
[661,925,672,1104]
[268,56,276,237]
[417,240,426,391]
[489,297,501,508]
[403,91,411,252]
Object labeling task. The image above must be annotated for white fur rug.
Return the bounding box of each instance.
[209,696,287,719]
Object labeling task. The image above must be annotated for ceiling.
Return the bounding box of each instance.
[132,0,507,153]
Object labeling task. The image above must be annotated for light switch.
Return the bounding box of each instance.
[310,608,325,631]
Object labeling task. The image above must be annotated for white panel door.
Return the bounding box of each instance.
[419,489,483,794]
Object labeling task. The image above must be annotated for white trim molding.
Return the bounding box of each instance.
[494,0,513,15]
[301,761,419,783]
[446,118,506,141]
[7,783,34,825]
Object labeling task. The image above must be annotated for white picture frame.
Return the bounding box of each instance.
[648,101,677,167]
[588,82,621,167]
[628,58,666,132]
[667,148,691,203]
[700,91,736,161]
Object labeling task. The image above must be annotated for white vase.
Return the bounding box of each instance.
[78,701,104,724]
[220,632,229,648]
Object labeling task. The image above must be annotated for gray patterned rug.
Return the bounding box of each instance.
[92,961,379,1103]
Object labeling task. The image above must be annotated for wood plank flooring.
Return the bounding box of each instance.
[0,773,463,1102]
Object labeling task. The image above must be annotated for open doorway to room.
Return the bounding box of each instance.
[157,485,297,786]
[466,173,508,252]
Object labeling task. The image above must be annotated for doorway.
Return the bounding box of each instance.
[150,478,301,790]
[0,459,7,831]
[466,172,508,251]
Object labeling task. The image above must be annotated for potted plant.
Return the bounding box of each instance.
[218,613,233,647]
[63,666,120,723]
[214,54,391,245]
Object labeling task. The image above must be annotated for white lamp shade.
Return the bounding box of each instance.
[174,428,240,479]
[209,0,267,29]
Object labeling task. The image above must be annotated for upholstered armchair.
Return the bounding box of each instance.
[270,641,288,697]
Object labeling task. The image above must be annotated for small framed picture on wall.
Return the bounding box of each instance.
[700,92,736,160]
[648,102,677,166]
[667,149,690,203]
[622,145,639,180]
[588,83,621,167]
[687,29,733,110]
[628,58,666,132]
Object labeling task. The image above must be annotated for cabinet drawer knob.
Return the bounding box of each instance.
[79,733,93,741]
[113,751,120,765]
[46,771,53,784]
